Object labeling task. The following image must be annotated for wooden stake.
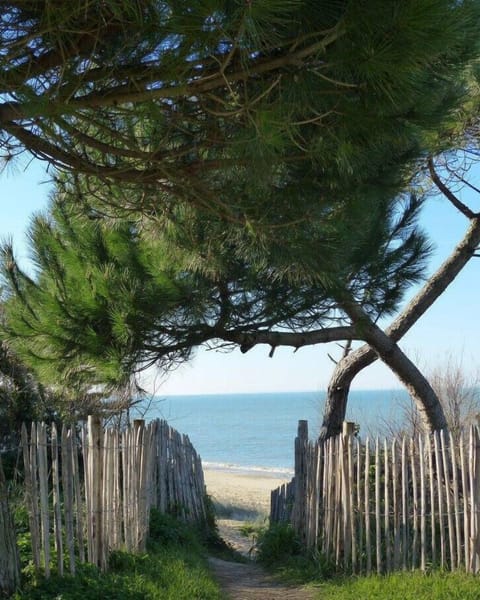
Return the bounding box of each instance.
[434,431,445,568]
[441,430,455,569]
[364,438,371,575]
[37,422,50,577]
[375,438,381,574]
[21,424,40,570]
[61,426,75,575]
[419,434,426,572]
[384,439,391,572]
[450,431,462,568]
[51,424,64,575]
[401,437,408,571]
[410,437,418,570]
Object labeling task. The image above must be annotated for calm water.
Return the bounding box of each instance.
[135,390,408,475]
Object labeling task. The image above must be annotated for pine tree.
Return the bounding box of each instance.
[319,152,480,439]
[0,1,479,223]
[2,1,480,433]
[1,179,446,430]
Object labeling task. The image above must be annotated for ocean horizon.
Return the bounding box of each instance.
[135,389,409,476]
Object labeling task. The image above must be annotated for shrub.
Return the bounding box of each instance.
[256,522,302,565]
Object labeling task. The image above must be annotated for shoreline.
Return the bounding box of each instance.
[203,461,293,479]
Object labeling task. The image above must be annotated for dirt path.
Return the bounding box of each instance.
[208,557,316,600]
[205,471,317,598]
[210,519,317,600]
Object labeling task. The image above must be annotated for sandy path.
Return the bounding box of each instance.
[204,468,286,557]
[204,468,317,599]
[208,557,317,600]
[216,519,257,557]
[203,468,289,518]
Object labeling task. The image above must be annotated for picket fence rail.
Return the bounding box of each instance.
[271,420,480,575]
[21,416,206,575]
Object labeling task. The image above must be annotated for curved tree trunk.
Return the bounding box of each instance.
[321,344,373,439]
[340,301,448,433]
[320,213,480,440]
[0,456,19,597]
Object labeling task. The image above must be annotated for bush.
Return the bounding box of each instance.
[148,509,199,548]
[256,522,302,565]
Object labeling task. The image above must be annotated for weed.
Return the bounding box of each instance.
[256,522,302,565]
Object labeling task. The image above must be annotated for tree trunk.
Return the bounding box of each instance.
[341,301,448,433]
[0,456,20,597]
[321,344,373,439]
[320,214,480,440]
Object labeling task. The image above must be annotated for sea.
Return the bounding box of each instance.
[135,389,409,477]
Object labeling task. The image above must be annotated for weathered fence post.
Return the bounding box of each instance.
[37,422,50,577]
[469,426,480,573]
[291,420,308,544]
[20,423,40,570]
[134,419,149,552]
[0,455,20,596]
[342,422,355,437]
[87,415,105,570]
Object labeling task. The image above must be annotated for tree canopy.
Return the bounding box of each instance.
[0,179,431,390]
[2,1,480,435]
[1,0,479,223]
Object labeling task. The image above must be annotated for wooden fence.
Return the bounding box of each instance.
[270,420,480,574]
[0,454,20,596]
[21,416,206,575]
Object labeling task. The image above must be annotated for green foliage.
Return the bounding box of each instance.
[148,510,202,550]
[0,184,433,389]
[1,199,200,388]
[12,552,222,600]
[256,522,337,581]
[314,571,480,600]
[2,1,480,397]
[1,0,479,224]
[256,522,302,565]
[0,342,61,469]
[12,512,222,600]
[238,522,263,538]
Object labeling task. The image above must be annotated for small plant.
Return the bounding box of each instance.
[148,508,197,548]
[238,522,259,537]
[234,519,266,558]
[256,522,302,565]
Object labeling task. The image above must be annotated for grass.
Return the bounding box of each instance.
[12,549,221,600]
[314,571,480,600]
[11,511,223,600]
[256,523,480,599]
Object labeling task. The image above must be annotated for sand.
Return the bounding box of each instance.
[204,468,291,556]
[204,468,289,517]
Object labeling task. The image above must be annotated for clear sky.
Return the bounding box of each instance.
[0,157,478,396]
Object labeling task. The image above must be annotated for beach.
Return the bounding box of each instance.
[204,467,289,516]
[204,469,289,515]
[204,467,290,555]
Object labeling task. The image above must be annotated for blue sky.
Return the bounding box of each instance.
[0,158,478,395]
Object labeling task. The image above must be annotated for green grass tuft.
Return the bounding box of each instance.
[315,571,480,600]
